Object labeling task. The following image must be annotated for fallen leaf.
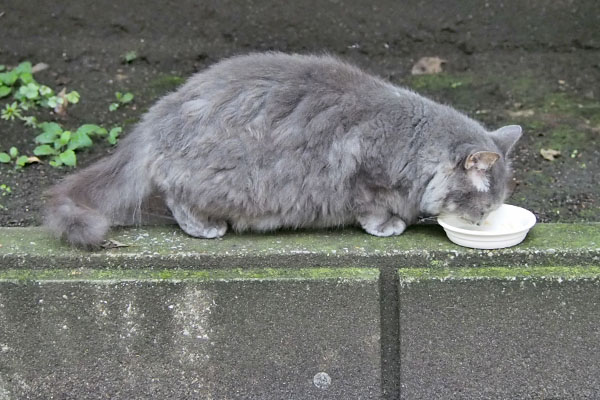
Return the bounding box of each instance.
[507,109,535,118]
[540,148,561,161]
[32,63,49,74]
[53,88,71,116]
[411,57,446,75]
[26,156,42,164]
[101,239,130,249]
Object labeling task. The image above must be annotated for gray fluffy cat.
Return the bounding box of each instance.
[46,52,522,247]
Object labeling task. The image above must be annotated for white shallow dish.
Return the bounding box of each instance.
[437,204,536,249]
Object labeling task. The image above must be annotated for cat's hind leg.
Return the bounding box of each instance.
[358,213,406,237]
[167,199,227,239]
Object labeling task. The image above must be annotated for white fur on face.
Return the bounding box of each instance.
[420,166,453,215]
[468,169,490,192]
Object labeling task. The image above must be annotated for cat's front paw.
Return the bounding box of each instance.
[180,220,227,239]
[361,215,406,237]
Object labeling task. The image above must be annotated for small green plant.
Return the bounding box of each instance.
[33,122,122,167]
[109,91,134,111]
[123,51,138,64]
[1,102,22,121]
[0,146,37,168]
[107,126,122,145]
[0,183,11,210]
[0,184,11,195]
[0,62,79,115]
[1,61,128,169]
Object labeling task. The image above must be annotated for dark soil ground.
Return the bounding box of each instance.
[1,0,599,226]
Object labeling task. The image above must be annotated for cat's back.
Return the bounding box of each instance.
[174,52,391,114]
[195,52,379,90]
[147,52,396,153]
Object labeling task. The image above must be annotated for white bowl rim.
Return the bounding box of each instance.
[437,204,536,237]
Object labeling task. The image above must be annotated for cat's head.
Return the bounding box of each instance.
[424,125,522,223]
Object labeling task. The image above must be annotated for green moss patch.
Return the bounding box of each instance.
[150,74,186,96]
[542,93,600,123]
[0,267,379,282]
[399,266,600,283]
[406,73,473,91]
[541,125,589,152]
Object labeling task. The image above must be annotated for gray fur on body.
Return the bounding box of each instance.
[45,52,522,247]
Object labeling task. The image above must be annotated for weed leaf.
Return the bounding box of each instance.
[46,96,62,108]
[65,91,80,104]
[0,86,10,98]
[123,51,138,63]
[15,62,33,75]
[15,155,30,167]
[39,85,53,96]
[39,122,63,135]
[0,153,11,163]
[77,124,107,136]
[33,144,57,156]
[67,131,93,150]
[35,130,60,144]
[59,150,77,167]
[19,73,34,84]
[120,92,134,103]
[0,70,18,86]
[20,83,40,100]
[60,130,72,144]
[108,127,122,145]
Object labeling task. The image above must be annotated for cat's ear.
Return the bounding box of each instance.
[464,151,500,170]
[490,125,522,156]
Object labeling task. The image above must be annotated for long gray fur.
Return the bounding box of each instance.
[45,52,522,247]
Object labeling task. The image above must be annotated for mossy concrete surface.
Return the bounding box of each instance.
[1,223,598,271]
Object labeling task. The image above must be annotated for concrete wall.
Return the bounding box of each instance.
[1,224,599,399]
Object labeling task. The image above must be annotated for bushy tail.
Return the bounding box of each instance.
[44,145,152,248]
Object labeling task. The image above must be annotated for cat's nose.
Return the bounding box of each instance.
[475,211,486,226]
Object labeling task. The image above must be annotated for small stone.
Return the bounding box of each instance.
[411,57,446,75]
[313,372,332,389]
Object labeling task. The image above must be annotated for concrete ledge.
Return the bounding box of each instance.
[1,223,599,270]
